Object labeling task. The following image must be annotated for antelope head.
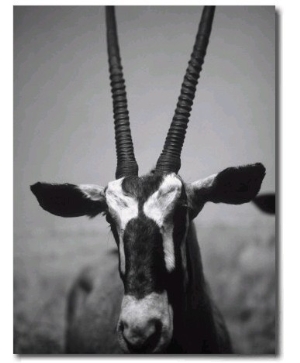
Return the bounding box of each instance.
[31,6,266,353]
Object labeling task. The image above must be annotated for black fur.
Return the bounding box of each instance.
[209,163,266,205]
[30,182,106,217]
[124,217,166,297]
[121,174,164,206]
[252,193,275,214]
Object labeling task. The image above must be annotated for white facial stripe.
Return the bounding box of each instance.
[181,213,189,287]
[143,174,182,227]
[118,231,126,275]
[106,178,139,229]
[106,178,138,274]
[162,227,175,272]
[143,174,182,272]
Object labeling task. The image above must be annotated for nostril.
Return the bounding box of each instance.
[120,318,162,353]
[149,319,162,338]
[119,320,126,332]
[153,319,162,332]
[145,319,162,346]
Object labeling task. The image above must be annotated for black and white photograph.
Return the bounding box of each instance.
[14,5,276,355]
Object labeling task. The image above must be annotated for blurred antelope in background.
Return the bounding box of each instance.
[31,6,269,353]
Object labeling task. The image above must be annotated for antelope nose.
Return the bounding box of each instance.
[120,318,162,352]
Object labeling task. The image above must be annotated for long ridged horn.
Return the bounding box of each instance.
[106,6,138,179]
[155,6,215,174]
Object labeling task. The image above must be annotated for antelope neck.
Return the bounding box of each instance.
[168,223,218,353]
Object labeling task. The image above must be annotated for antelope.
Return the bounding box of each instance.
[30,6,267,354]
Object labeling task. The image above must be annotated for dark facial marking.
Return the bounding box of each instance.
[106,173,189,300]
[121,174,164,208]
[123,217,167,298]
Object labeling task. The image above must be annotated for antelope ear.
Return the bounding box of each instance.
[186,163,266,219]
[30,182,107,218]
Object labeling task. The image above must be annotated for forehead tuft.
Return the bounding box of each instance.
[105,174,183,202]
[122,173,182,197]
[122,175,163,200]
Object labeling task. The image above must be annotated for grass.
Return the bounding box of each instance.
[14,219,276,354]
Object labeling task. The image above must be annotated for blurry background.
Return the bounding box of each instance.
[14,6,276,354]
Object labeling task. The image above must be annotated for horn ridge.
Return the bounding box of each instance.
[106,6,138,179]
[155,6,215,174]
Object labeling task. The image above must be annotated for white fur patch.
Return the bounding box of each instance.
[106,178,139,229]
[119,291,173,353]
[106,178,139,274]
[78,184,105,200]
[181,213,189,287]
[143,174,182,272]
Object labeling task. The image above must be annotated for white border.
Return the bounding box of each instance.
[6,0,300,362]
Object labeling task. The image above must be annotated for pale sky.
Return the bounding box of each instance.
[14,6,275,235]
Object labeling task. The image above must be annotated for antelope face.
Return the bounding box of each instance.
[105,173,189,353]
[31,163,266,353]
